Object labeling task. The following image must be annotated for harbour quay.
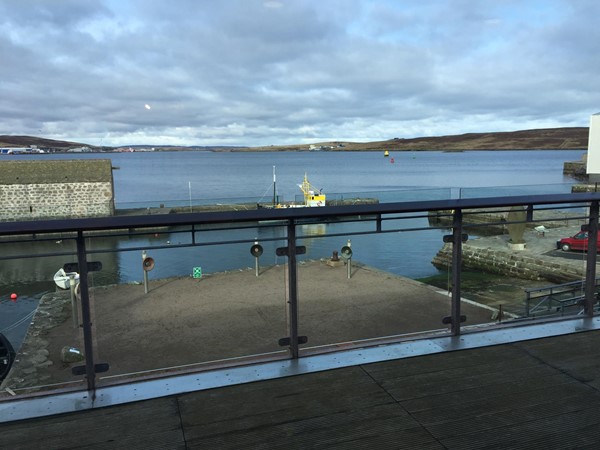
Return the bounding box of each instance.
[431,223,589,284]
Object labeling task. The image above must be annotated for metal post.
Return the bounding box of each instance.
[69,274,78,328]
[451,209,463,335]
[346,239,352,279]
[76,231,97,396]
[286,222,300,358]
[584,201,599,315]
[142,250,149,294]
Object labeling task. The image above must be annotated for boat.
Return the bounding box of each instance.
[258,169,326,209]
[53,268,79,290]
[297,173,326,207]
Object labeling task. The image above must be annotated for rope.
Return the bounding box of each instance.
[257,182,276,204]
[0,309,36,333]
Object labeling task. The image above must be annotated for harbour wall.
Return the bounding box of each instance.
[0,160,115,221]
[432,237,586,284]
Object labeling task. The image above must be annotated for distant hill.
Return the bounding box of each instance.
[0,135,90,149]
[245,127,589,152]
[0,127,589,152]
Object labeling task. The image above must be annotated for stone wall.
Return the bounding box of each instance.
[0,159,114,221]
[432,243,585,284]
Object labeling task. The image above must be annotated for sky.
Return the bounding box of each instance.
[1,0,599,147]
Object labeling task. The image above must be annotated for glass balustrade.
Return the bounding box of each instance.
[1,190,599,399]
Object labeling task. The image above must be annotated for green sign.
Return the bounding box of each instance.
[193,267,202,279]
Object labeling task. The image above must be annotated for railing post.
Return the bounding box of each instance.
[76,231,97,395]
[286,222,300,358]
[451,209,463,335]
[584,201,599,316]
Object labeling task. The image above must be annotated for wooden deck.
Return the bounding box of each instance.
[4,330,600,449]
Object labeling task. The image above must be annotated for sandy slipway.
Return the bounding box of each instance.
[2,260,495,394]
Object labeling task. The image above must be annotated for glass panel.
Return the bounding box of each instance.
[0,234,86,397]
[90,222,289,386]
[296,211,473,352]
[310,187,453,204]
[427,204,594,330]
[459,183,576,198]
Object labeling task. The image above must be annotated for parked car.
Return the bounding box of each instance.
[556,230,600,252]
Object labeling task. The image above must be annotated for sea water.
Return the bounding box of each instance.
[0,149,584,281]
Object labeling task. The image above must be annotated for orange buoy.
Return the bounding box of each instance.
[10,293,17,302]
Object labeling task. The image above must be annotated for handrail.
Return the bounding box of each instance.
[1,192,600,235]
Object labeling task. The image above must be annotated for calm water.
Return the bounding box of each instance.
[0,150,585,345]
[2,149,585,204]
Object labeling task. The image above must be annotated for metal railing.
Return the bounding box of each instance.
[1,191,600,399]
[525,278,600,317]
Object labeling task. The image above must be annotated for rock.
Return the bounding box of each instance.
[60,346,85,363]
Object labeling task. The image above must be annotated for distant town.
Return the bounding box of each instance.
[0,145,164,155]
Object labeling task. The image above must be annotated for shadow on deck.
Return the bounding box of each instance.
[4,319,600,449]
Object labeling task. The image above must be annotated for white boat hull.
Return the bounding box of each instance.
[54,268,79,290]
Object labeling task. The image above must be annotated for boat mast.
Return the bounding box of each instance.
[301,173,310,205]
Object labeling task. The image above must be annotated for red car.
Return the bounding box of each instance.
[557,231,600,252]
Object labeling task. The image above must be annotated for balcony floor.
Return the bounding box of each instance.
[4,323,600,449]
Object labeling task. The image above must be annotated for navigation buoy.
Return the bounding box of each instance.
[10,293,17,302]
[390,158,395,163]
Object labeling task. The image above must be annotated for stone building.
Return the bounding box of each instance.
[0,159,115,221]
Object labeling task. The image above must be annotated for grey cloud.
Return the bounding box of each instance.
[0,0,597,146]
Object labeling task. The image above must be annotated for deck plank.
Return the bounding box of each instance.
[1,397,184,450]
[178,366,442,449]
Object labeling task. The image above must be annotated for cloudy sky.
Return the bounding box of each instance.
[1,0,599,147]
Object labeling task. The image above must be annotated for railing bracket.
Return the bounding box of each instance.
[442,234,468,243]
[71,362,110,376]
[278,336,308,346]
[276,246,306,257]
[63,261,103,273]
[442,315,466,325]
